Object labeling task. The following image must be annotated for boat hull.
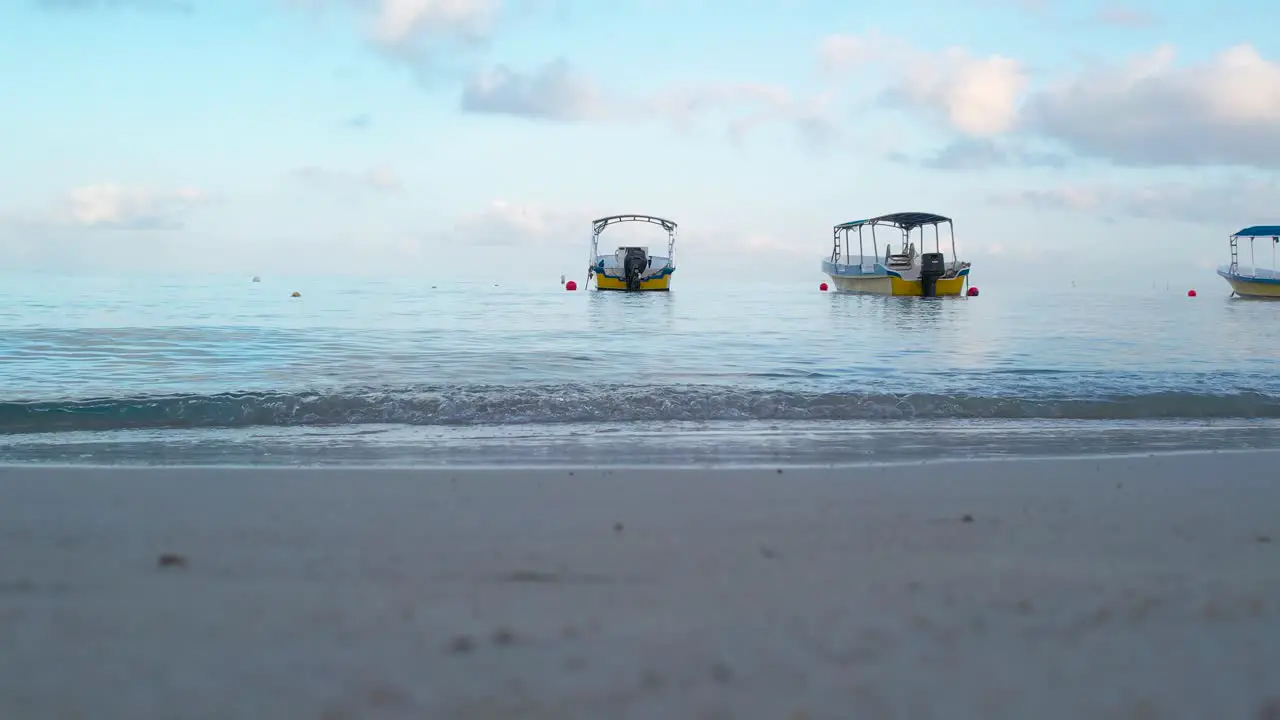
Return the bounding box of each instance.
[1219,271,1280,298]
[828,269,970,297]
[593,270,674,291]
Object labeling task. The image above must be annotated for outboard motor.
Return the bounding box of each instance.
[622,247,649,291]
[920,252,946,297]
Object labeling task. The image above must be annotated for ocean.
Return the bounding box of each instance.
[3,271,1279,466]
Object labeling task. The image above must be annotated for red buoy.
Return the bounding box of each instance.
[967,286,979,297]
[819,282,829,291]
[565,280,577,291]
[1187,289,1196,297]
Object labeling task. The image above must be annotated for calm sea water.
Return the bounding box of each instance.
[3,272,1279,466]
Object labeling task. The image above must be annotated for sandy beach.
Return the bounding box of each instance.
[2,452,1279,719]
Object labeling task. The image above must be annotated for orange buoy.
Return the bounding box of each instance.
[565,280,577,291]
[819,282,829,291]
[967,286,979,297]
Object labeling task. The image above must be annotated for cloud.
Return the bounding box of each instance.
[62,184,209,230]
[893,137,1066,170]
[817,31,908,76]
[1094,2,1157,28]
[285,0,498,80]
[369,0,497,48]
[460,58,601,121]
[343,113,373,129]
[456,59,838,145]
[291,165,402,192]
[819,32,1027,136]
[824,33,1280,169]
[651,82,839,148]
[1021,44,1280,168]
[445,200,583,247]
[38,0,192,11]
[287,0,497,48]
[989,177,1279,224]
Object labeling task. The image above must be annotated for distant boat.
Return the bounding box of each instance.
[821,212,972,297]
[586,214,676,292]
[1217,225,1280,299]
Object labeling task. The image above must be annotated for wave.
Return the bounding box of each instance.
[4,384,1280,434]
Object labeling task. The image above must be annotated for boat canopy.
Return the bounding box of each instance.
[1233,226,1280,238]
[831,211,956,266]
[589,214,678,273]
[835,212,952,232]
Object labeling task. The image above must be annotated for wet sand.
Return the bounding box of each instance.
[2,453,1279,719]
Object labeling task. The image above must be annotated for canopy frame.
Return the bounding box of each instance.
[589,214,678,275]
[830,212,956,267]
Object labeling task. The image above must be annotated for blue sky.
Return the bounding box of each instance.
[1,0,1278,285]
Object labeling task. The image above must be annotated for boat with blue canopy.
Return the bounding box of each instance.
[1217,225,1280,298]
[821,212,972,296]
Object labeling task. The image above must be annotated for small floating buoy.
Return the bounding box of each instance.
[251,276,260,283]
[819,282,828,291]
[967,286,980,297]
[290,291,301,298]
[565,280,577,291]
[1187,289,1197,297]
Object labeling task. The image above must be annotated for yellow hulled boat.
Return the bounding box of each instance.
[587,214,676,292]
[821,212,972,297]
[1218,225,1280,299]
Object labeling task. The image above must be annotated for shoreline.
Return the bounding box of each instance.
[3,453,1279,718]
[2,445,1279,470]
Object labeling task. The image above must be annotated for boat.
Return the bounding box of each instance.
[1217,225,1280,298]
[587,214,677,291]
[821,212,972,297]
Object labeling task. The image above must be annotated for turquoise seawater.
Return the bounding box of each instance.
[3,272,1279,465]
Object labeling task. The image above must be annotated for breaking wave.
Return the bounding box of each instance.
[4,384,1280,435]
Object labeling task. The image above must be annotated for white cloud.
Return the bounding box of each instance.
[370,0,498,47]
[651,82,838,147]
[819,32,1028,136]
[291,165,402,192]
[456,60,838,148]
[1022,43,1280,167]
[64,184,208,230]
[460,58,601,121]
[898,51,1027,135]
[817,31,907,75]
[285,0,498,77]
[824,34,1280,169]
[447,200,582,247]
[989,177,1280,224]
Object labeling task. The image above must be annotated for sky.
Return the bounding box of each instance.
[2,0,1279,286]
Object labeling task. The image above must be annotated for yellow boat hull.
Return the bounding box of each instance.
[1213,270,1280,298]
[829,271,970,297]
[1221,275,1280,298]
[593,272,674,291]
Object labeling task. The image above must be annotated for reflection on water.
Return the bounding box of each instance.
[586,287,676,332]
